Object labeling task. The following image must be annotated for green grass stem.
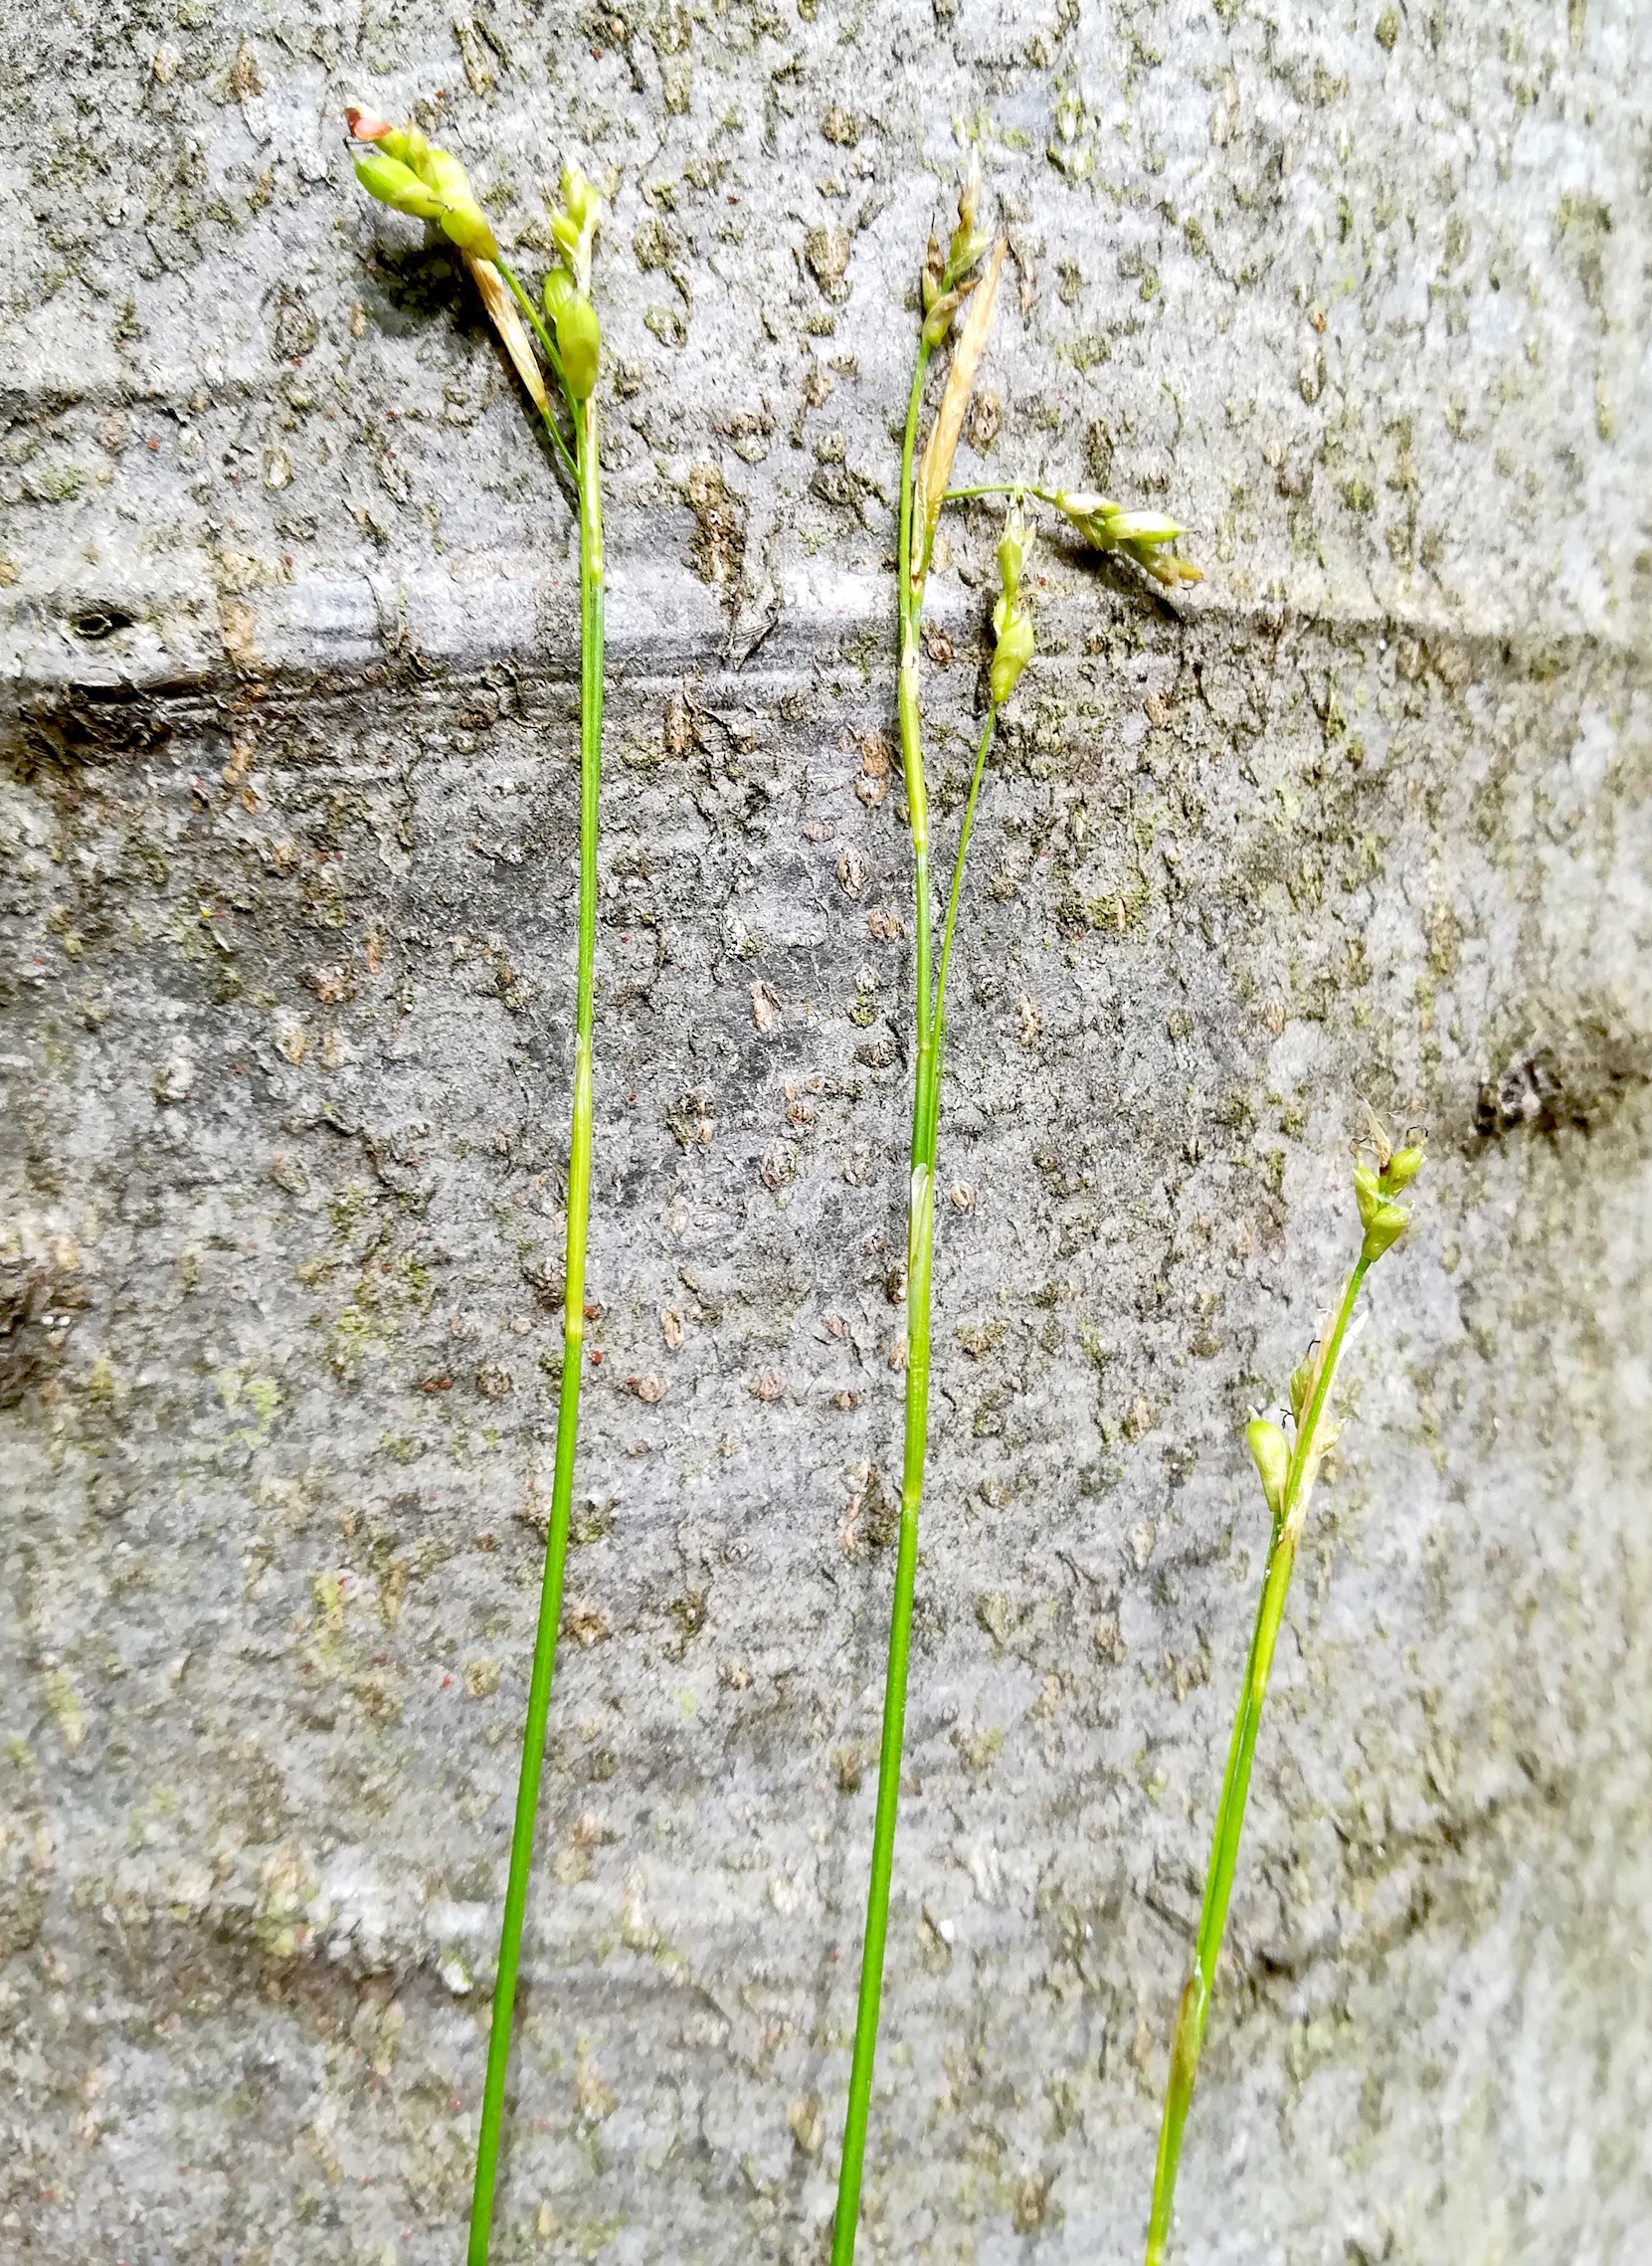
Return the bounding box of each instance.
[466,387,604,2266]
[1143,1256,1369,2265]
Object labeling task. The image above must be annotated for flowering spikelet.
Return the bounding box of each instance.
[989,504,1034,705]
[542,170,603,400]
[346,108,548,414]
[1050,489,1203,587]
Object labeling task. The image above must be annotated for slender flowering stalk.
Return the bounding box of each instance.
[1143,1120,1424,2265]
[829,168,1200,2263]
[348,118,607,2266]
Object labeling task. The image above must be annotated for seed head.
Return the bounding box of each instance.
[1360,1201,1409,1264]
[1381,1144,1425,1194]
[921,232,945,314]
[1357,1107,1426,1199]
[352,151,445,225]
[549,163,602,291]
[997,502,1032,600]
[989,504,1035,705]
[1245,1416,1290,1518]
[1353,1141,1418,1263]
[346,108,497,260]
[945,154,993,284]
[1288,1348,1316,1423]
[1050,488,1202,587]
[545,269,601,401]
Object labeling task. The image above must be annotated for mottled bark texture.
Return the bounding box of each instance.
[2,3,1649,2263]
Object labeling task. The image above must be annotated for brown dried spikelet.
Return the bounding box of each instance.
[466,255,550,413]
[911,237,1007,585]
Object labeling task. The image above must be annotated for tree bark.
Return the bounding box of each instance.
[2,3,1649,2259]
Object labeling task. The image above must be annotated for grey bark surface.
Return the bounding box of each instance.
[1,2,1649,2263]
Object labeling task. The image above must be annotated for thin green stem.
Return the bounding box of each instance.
[466,393,603,2266]
[830,336,934,2266]
[932,704,997,1074]
[1144,1256,1369,2266]
[943,480,1061,508]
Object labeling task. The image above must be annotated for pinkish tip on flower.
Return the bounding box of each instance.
[345,107,393,142]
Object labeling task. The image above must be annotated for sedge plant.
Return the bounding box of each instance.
[346,112,607,2266]
[1143,1118,1425,2264]
[829,165,1201,2263]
